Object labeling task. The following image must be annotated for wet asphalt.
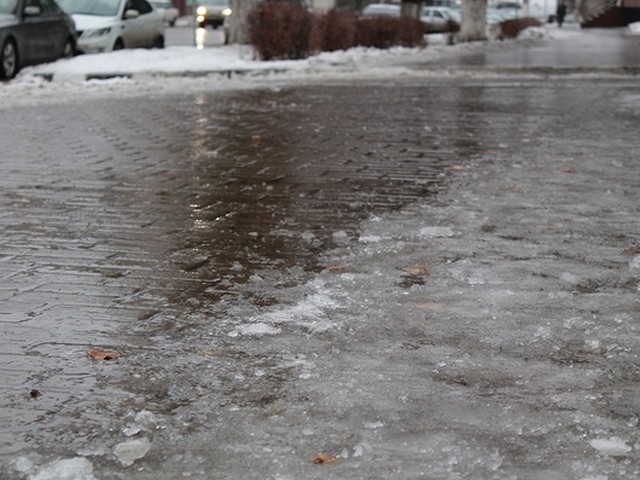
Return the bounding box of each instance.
[1,26,640,479]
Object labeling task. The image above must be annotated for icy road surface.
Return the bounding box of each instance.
[1,25,640,480]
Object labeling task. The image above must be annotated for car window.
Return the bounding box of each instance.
[57,0,121,16]
[128,0,152,14]
[433,11,444,18]
[199,0,228,5]
[32,0,62,14]
[0,0,18,14]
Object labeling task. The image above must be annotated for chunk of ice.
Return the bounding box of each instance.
[30,457,97,480]
[113,437,151,467]
[589,437,632,457]
[228,323,281,337]
[419,226,454,238]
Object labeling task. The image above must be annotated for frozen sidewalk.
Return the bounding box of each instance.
[1,25,640,480]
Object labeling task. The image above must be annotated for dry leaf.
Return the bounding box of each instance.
[560,167,576,173]
[30,389,42,398]
[405,264,429,276]
[326,264,350,273]
[449,165,466,171]
[622,246,640,256]
[88,349,121,361]
[312,454,339,465]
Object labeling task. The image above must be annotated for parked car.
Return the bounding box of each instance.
[150,0,178,26]
[421,6,460,32]
[195,0,231,29]
[495,1,521,11]
[361,3,400,17]
[57,0,164,53]
[0,0,77,79]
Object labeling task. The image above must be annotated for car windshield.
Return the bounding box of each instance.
[198,0,228,5]
[0,0,17,14]
[57,0,122,16]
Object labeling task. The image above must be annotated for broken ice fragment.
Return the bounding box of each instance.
[113,437,151,467]
[589,437,632,457]
[29,457,97,480]
[419,226,454,238]
[228,323,281,337]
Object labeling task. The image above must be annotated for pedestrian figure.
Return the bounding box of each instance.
[556,2,567,27]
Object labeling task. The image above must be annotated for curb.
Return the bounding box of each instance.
[34,67,292,83]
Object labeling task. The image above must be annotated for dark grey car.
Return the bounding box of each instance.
[0,0,76,79]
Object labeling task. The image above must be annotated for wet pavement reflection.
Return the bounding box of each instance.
[426,26,640,70]
[157,85,507,303]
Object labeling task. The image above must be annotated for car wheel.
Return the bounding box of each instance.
[0,38,18,80]
[152,36,165,49]
[113,38,125,50]
[63,38,75,58]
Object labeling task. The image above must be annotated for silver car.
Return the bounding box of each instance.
[0,0,76,79]
[57,0,164,53]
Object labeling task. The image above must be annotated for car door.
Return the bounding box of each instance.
[38,0,69,58]
[121,0,153,47]
[19,0,49,64]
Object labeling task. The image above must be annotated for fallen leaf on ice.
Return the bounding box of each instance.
[405,264,429,276]
[87,349,121,361]
[326,264,351,273]
[560,166,576,173]
[312,454,339,465]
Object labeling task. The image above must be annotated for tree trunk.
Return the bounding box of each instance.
[228,0,261,44]
[459,0,487,42]
[400,1,423,20]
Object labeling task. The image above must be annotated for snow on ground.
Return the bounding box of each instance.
[0,24,580,109]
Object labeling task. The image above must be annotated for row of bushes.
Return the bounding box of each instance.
[247,4,426,60]
[247,2,542,61]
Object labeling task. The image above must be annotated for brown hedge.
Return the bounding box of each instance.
[248,4,425,60]
[496,17,542,39]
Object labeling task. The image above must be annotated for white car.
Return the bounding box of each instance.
[421,6,460,26]
[150,0,179,26]
[361,3,400,17]
[57,0,165,53]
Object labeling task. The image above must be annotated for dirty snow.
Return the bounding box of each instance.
[0,24,582,109]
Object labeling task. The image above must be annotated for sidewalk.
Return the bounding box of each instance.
[1,27,640,480]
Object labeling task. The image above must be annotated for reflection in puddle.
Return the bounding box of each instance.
[158,85,492,304]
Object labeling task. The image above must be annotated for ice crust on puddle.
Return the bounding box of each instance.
[230,281,342,336]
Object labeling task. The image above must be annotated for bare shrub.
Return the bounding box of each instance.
[496,17,542,39]
[249,3,425,60]
[310,10,359,52]
[247,2,314,60]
